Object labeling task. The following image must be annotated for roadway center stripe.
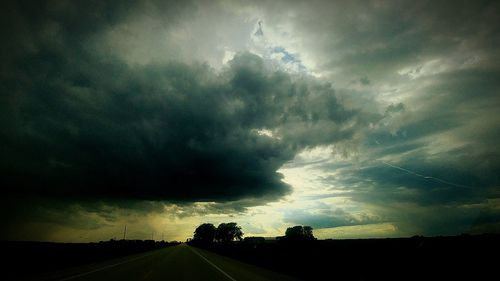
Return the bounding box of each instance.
[188,246,237,281]
[58,250,162,281]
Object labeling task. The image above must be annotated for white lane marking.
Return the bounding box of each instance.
[58,250,162,281]
[188,246,237,281]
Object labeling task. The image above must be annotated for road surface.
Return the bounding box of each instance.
[32,244,300,281]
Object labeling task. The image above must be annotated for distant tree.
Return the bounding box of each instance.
[284,225,316,241]
[215,222,244,242]
[193,223,216,244]
[303,226,314,238]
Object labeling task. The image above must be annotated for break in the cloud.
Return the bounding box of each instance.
[1,0,500,241]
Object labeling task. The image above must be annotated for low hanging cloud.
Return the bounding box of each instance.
[0,0,363,203]
[1,53,360,202]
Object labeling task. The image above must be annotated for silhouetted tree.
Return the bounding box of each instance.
[193,223,216,244]
[304,226,314,238]
[215,222,243,242]
[284,225,316,241]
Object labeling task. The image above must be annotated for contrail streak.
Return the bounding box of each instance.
[380,161,473,188]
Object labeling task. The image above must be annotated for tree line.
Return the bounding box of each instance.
[193,222,243,243]
[192,222,315,244]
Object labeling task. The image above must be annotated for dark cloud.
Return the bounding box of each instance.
[359,77,370,86]
[0,1,360,204]
[254,21,263,37]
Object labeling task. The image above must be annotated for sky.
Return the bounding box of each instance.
[1,0,500,242]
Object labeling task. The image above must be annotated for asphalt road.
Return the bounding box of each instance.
[33,244,300,281]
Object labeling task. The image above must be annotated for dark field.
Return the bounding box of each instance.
[3,240,178,280]
[192,234,500,280]
[3,234,499,281]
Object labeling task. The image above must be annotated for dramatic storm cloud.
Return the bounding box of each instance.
[1,0,500,241]
[1,47,358,201]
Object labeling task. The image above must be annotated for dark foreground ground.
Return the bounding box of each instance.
[2,239,178,280]
[193,234,500,280]
[4,244,298,281]
[3,234,500,280]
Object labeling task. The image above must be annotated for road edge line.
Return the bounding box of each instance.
[188,246,237,281]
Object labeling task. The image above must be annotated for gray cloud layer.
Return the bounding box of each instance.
[255,0,500,235]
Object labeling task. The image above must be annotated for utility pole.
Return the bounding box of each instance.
[123,225,127,240]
